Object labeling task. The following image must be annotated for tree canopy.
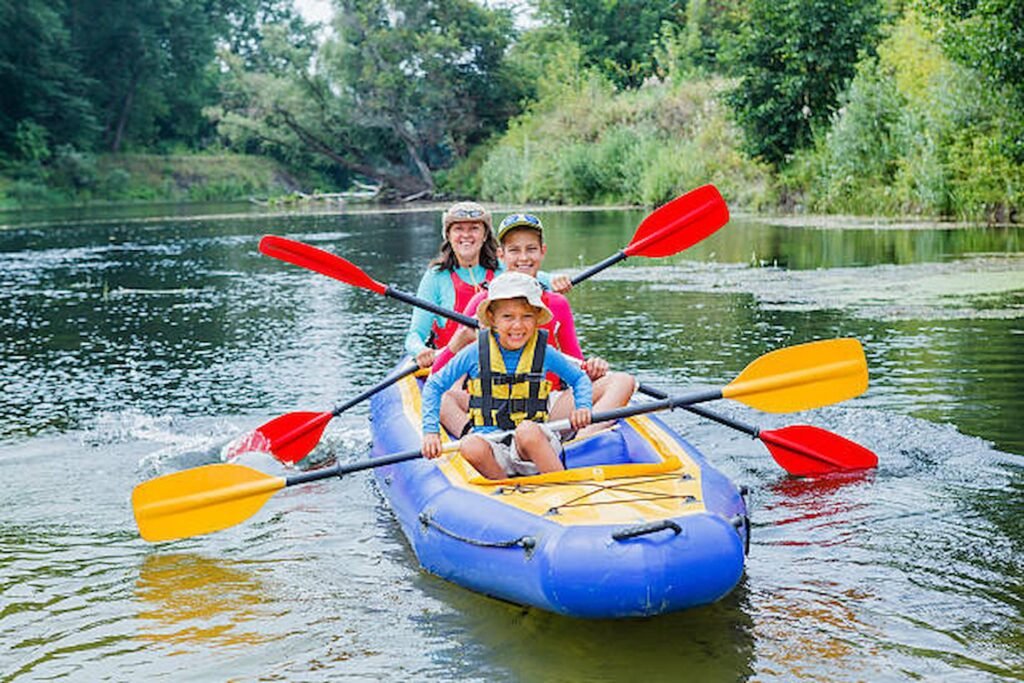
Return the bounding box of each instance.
[725,0,884,166]
[0,0,302,158]
[213,0,527,197]
[536,0,684,89]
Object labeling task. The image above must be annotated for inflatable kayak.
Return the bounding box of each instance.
[368,363,750,619]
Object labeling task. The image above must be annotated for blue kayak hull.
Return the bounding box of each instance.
[369,368,749,619]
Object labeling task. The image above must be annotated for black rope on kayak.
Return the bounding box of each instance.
[535,474,700,515]
[418,512,537,555]
[737,485,752,556]
[548,492,697,516]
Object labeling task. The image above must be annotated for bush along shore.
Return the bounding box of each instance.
[0,153,312,210]
[452,70,1020,223]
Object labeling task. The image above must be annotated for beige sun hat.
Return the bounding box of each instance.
[476,272,553,327]
[442,201,492,239]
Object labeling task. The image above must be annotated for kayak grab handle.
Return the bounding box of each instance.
[611,520,682,541]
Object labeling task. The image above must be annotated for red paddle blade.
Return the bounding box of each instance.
[624,184,729,258]
[760,424,878,476]
[224,411,333,465]
[259,235,388,295]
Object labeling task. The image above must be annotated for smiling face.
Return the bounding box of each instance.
[486,298,539,351]
[446,221,487,267]
[499,228,546,277]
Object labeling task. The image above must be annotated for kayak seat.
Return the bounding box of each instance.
[563,420,666,469]
[561,420,663,469]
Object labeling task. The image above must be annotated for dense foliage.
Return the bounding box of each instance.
[475,75,771,209]
[212,0,527,197]
[725,0,885,166]
[535,0,684,89]
[0,0,301,157]
[0,0,307,204]
[782,10,1023,219]
[1,0,1020,219]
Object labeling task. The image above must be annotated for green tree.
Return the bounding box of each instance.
[536,0,684,89]
[726,0,884,166]
[215,0,526,196]
[916,0,1024,161]
[653,0,747,80]
[0,1,97,157]
[1,0,296,159]
[68,0,300,153]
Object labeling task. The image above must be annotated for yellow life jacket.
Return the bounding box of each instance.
[466,329,552,430]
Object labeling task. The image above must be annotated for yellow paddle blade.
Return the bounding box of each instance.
[132,464,285,542]
[723,338,868,412]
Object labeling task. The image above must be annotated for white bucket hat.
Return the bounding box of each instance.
[442,201,492,239]
[476,272,553,327]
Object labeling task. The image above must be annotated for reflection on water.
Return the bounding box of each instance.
[762,471,877,545]
[409,572,756,682]
[751,581,884,682]
[135,553,278,651]
[0,206,1021,681]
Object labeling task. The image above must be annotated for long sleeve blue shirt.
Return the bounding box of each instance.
[421,331,592,435]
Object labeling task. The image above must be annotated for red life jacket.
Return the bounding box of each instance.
[430,268,494,349]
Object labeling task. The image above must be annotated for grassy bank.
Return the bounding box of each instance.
[458,77,775,212]
[0,152,308,210]
[446,13,1021,222]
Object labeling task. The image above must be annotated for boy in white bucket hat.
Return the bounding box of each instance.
[420,272,593,479]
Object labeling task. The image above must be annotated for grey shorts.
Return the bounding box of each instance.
[484,422,563,477]
[547,389,565,411]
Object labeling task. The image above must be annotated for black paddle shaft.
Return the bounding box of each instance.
[570,251,627,286]
[637,383,759,438]
[385,286,479,328]
[286,448,424,487]
[331,362,419,417]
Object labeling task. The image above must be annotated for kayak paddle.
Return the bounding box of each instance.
[637,384,877,476]
[222,360,419,464]
[571,184,728,284]
[258,184,729,329]
[133,338,868,542]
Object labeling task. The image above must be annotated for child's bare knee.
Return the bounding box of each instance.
[460,434,480,450]
[515,421,544,445]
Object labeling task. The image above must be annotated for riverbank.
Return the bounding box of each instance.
[0,153,314,211]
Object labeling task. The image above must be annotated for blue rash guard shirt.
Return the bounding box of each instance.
[420,331,592,435]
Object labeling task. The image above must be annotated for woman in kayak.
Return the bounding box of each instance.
[421,272,593,478]
[404,201,499,369]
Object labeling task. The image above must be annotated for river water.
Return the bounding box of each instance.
[1,203,1021,681]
